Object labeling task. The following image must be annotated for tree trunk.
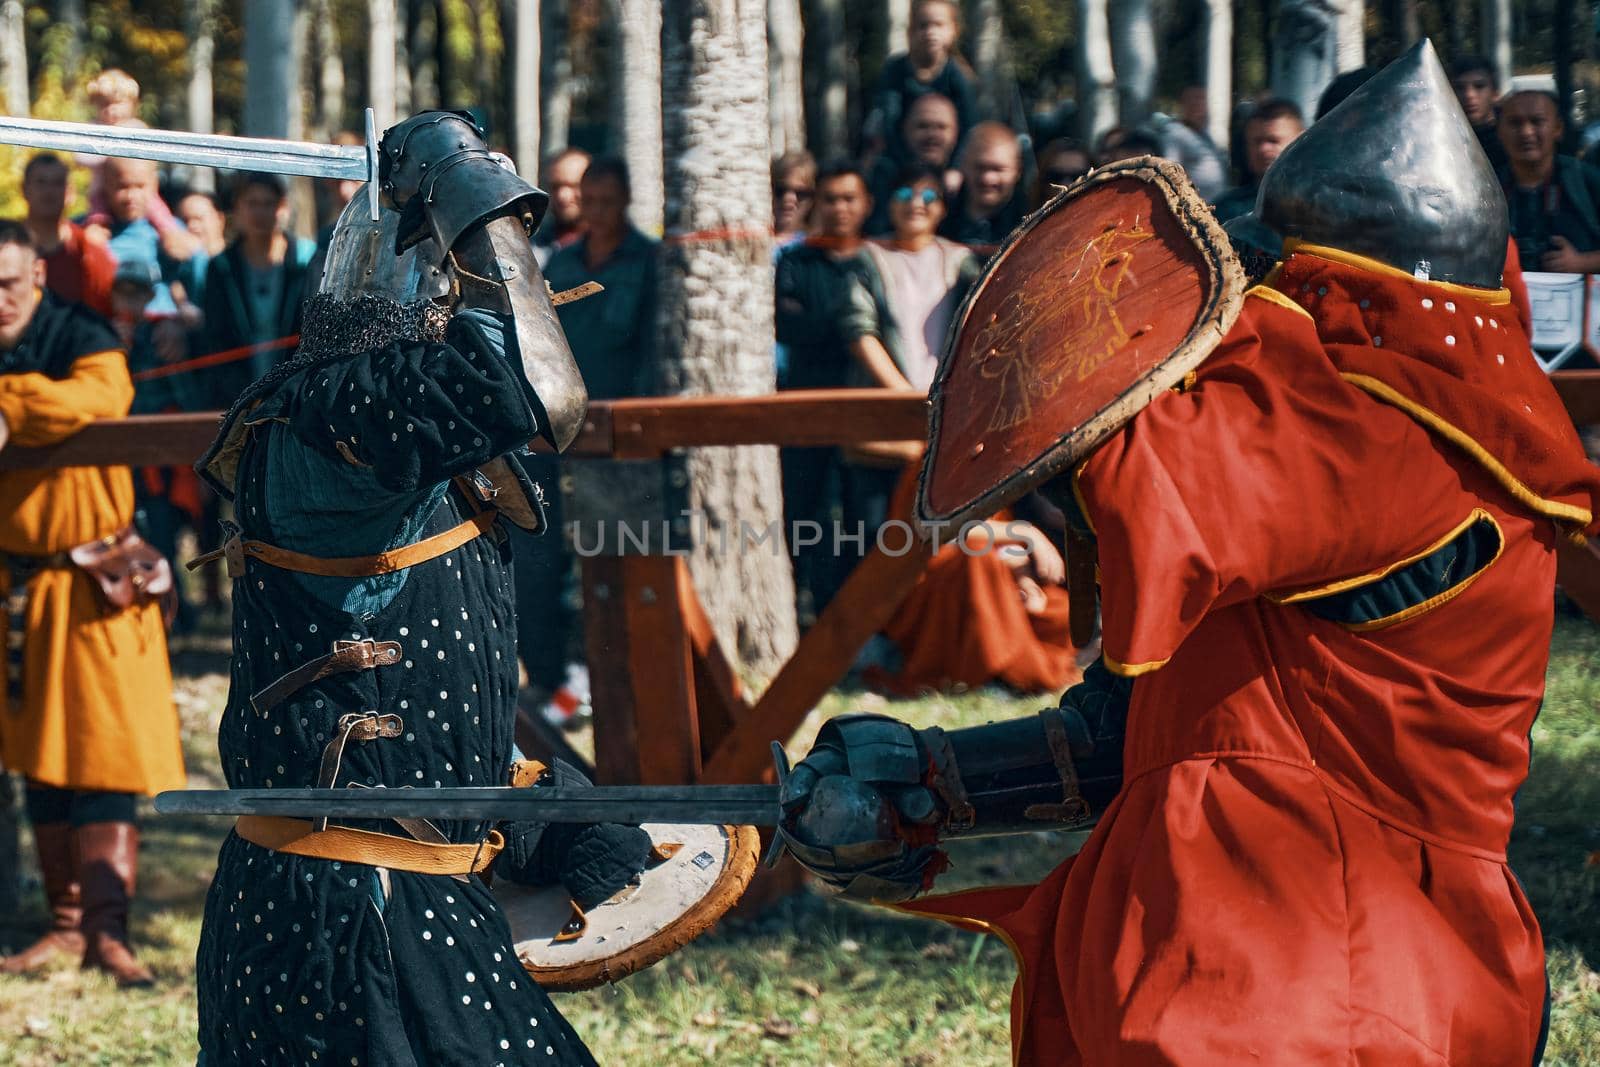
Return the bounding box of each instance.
[1383,0,1420,51]
[57,0,83,86]
[186,0,217,191]
[801,0,848,160]
[969,0,1011,122]
[394,1,414,117]
[244,0,300,138]
[1481,0,1511,91]
[541,0,574,154]
[371,0,398,130]
[311,0,345,137]
[1107,0,1156,126]
[1075,0,1116,145]
[407,0,438,110]
[0,1,29,117]
[1271,0,1342,121]
[659,0,795,672]
[885,0,910,52]
[768,0,806,157]
[512,0,539,178]
[609,0,664,234]
[1200,0,1231,150]
[1335,0,1364,73]
[1556,0,1576,144]
[434,0,454,109]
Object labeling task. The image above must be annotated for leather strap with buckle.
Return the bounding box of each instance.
[234,816,504,877]
[189,510,498,581]
[251,639,404,715]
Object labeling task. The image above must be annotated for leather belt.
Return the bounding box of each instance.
[251,639,403,715]
[189,510,497,581]
[234,816,504,876]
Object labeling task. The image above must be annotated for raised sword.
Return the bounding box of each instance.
[0,109,383,221]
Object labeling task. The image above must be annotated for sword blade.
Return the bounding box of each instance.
[154,785,781,827]
[0,114,372,183]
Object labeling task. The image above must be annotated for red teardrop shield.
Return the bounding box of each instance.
[917,158,1245,529]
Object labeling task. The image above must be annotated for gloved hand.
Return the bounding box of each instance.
[496,759,653,910]
[773,715,951,902]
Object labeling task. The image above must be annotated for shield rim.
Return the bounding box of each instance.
[915,156,1246,531]
[513,822,762,992]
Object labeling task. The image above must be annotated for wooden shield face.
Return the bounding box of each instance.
[918,158,1245,528]
[499,822,760,991]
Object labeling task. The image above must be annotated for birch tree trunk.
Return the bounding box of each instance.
[969,0,1010,121]
[1271,0,1341,122]
[371,0,399,130]
[310,0,345,138]
[1075,0,1117,145]
[0,1,29,117]
[541,0,574,154]
[1200,0,1232,150]
[512,0,540,178]
[768,0,806,158]
[1108,0,1156,126]
[244,0,300,138]
[802,0,849,160]
[609,0,664,234]
[660,0,795,671]
[58,0,83,86]
[1335,0,1364,73]
[187,0,217,191]
[1481,0,1511,90]
[885,0,910,53]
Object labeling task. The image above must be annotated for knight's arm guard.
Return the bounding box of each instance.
[775,659,1131,901]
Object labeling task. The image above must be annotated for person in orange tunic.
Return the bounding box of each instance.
[0,220,184,987]
[775,43,1600,1066]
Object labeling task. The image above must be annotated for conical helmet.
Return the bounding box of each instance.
[1257,39,1509,289]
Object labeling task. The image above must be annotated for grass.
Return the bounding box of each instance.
[1,621,1596,1066]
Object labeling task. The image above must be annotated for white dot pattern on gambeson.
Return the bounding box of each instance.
[194,333,596,1065]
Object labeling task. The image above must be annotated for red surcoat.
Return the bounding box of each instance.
[904,245,1600,1066]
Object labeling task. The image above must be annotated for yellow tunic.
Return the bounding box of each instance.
[0,341,184,795]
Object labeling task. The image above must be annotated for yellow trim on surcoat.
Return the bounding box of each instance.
[1341,373,1593,529]
[1246,284,1315,321]
[1101,651,1170,678]
[1283,240,1512,306]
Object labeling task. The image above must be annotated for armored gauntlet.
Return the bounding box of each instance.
[774,660,1132,901]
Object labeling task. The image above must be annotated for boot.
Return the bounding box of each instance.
[75,821,154,987]
[0,822,84,974]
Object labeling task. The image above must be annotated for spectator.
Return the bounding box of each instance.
[0,221,184,987]
[774,163,892,621]
[83,156,198,314]
[198,172,318,408]
[174,190,226,308]
[1161,86,1229,200]
[21,153,115,318]
[531,158,661,701]
[533,147,590,267]
[859,163,980,394]
[772,150,817,250]
[312,130,367,260]
[867,92,962,234]
[940,121,1025,257]
[1097,129,1165,166]
[1497,89,1600,273]
[1213,98,1304,222]
[1316,66,1377,120]
[1032,138,1093,208]
[546,157,659,400]
[1451,54,1509,174]
[81,69,183,238]
[863,0,978,167]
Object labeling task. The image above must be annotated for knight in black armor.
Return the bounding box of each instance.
[192,111,648,1066]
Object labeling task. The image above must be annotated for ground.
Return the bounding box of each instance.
[0,619,1596,1066]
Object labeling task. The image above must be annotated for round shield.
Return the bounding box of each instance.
[499,822,760,991]
[917,158,1246,530]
